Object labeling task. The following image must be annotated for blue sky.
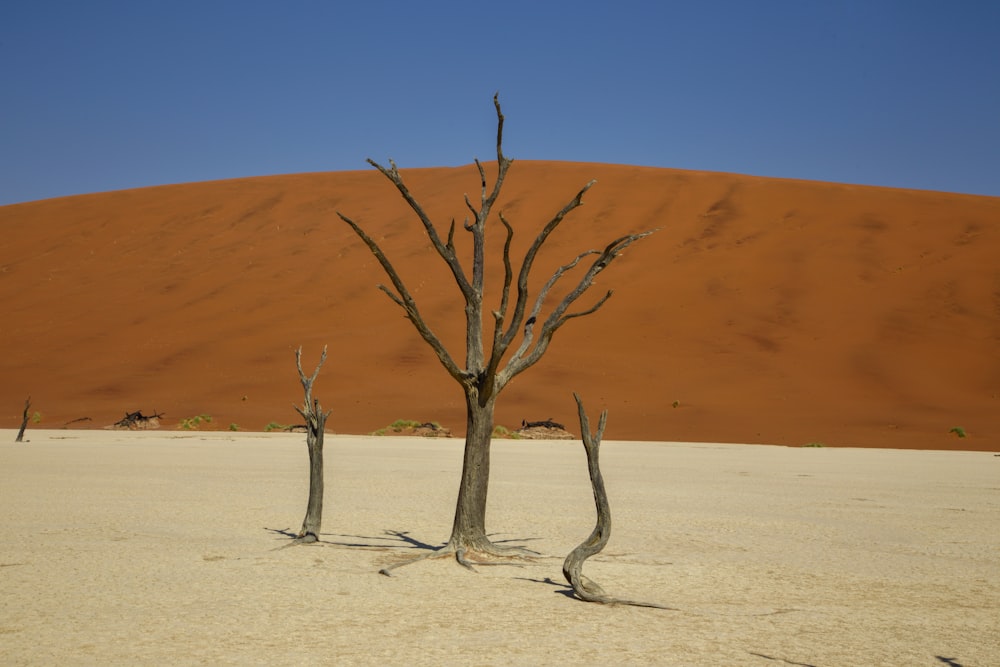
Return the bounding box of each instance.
[2,1,998,205]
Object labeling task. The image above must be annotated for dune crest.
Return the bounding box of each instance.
[1,161,997,450]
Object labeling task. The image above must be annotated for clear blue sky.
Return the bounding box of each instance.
[3,1,998,205]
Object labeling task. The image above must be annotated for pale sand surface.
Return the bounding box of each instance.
[2,430,997,666]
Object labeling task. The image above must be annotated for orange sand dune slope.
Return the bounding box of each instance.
[1,161,998,449]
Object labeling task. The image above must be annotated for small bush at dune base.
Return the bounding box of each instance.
[180,414,212,430]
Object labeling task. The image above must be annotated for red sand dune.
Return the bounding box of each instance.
[2,161,998,450]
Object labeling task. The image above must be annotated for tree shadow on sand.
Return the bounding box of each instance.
[264,527,538,559]
[935,657,964,667]
[747,652,817,667]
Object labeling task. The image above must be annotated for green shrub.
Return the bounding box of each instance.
[180,414,213,430]
[265,421,291,432]
[949,426,967,438]
[390,419,423,430]
[372,419,443,436]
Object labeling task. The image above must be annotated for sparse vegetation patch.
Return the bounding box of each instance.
[372,420,451,438]
[180,414,213,430]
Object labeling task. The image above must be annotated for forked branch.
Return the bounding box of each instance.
[499,180,597,352]
[337,212,466,383]
[498,229,657,387]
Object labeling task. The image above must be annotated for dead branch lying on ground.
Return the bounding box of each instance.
[111,410,164,430]
[521,418,566,430]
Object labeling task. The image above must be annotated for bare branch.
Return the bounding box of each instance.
[501,180,597,349]
[501,230,656,384]
[339,211,466,381]
[464,192,479,223]
[503,249,599,374]
[480,212,517,403]
[494,93,505,159]
[496,211,516,326]
[462,94,515,378]
[365,157,474,301]
[376,284,406,309]
[560,289,614,323]
[295,344,328,408]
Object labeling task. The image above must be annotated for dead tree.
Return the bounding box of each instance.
[564,393,671,609]
[292,345,331,543]
[15,396,30,442]
[340,94,655,569]
[112,410,163,430]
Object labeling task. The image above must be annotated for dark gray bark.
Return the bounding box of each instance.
[340,95,655,562]
[446,391,496,553]
[15,397,30,443]
[293,346,330,542]
[563,393,671,609]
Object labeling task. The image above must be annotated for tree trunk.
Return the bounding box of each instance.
[298,404,328,541]
[447,390,495,551]
[293,346,330,543]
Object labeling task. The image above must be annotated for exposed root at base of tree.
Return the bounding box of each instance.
[565,572,676,610]
[265,527,322,550]
[271,533,321,550]
[378,542,537,577]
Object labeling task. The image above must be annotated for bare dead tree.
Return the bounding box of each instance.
[292,345,331,543]
[564,393,672,609]
[15,396,30,443]
[340,94,655,570]
[111,410,163,430]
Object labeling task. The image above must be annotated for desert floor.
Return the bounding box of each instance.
[2,430,998,666]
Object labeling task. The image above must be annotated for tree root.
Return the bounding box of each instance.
[269,533,321,551]
[378,541,536,576]
[265,527,322,550]
[565,571,676,610]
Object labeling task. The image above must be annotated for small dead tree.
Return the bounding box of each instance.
[340,94,655,569]
[564,393,671,609]
[293,345,331,543]
[15,396,31,443]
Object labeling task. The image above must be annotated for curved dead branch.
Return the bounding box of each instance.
[564,393,672,609]
[498,229,657,388]
[337,212,466,383]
